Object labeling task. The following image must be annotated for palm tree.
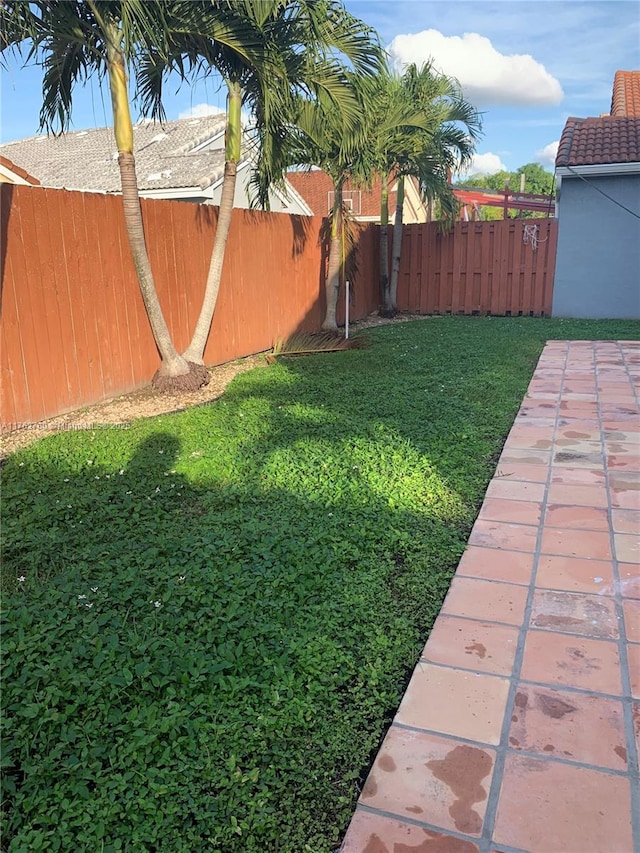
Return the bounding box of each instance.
[380,63,481,316]
[2,1,383,386]
[1,0,264,390]
[282,74,376,331]
[283,69,442,331]
[148,0,385,363]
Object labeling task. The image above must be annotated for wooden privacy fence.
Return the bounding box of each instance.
[0,184,380,429]
[394,218,557,317]
[0,184,556,429]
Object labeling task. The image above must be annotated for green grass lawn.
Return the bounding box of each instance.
[2,317,638,852]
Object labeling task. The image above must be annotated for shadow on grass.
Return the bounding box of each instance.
[7,316,636,850]
[1,426,465,852]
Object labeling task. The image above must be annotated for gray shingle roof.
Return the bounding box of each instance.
[0,114,232,192]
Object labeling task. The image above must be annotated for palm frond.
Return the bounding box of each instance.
[271,331,368,357]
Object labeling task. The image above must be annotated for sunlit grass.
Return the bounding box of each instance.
[2,316,638,852]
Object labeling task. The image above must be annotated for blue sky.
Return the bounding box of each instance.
[1,0,638,175]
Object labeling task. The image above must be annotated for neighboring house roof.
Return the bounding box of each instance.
[286,170,398,218]
[611,70,640,117]
[0,114,234,193]
[556,71,640,170]
[0,155,41,185]
[556,116,640,167]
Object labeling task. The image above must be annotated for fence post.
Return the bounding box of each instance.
[345,280,350,339]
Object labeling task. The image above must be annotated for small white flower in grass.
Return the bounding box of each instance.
[17,576,26,583]
[126,490,132,495]
[119,469,124,476]
[87,460,93,466]
[67,505,72,508]
[19,462,24,467]
[86,602,94,608]
[159,450,164,455]
[78,594,87,600]
[64,478,70,483]
[94,475,100,480]
[91,587,99,593]
[153,600,162,608]
[178,576,186,582]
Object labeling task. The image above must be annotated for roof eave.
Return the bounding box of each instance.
[556,162,640,177]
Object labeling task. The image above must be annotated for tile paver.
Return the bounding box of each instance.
[456,546,534,586]
[493,755,634,853]
[394,664,510,744]
[342,811,481,853]
[341,341,640,853]
[544,503,609,530]
[615,532,640,563]
[359,728,495,835]
[620,564,640,599]
[549,466,606,485]
[612,508,640,533]
[534,554,615,594]
[440,577,529,625]
[508,683,628,771]
[528,589,619,639]
[479,497,542,526]
[623,599,640,642]
[540,526,612,559]
[629,645,640,699]
[519,630,623,694]
[423,616,519,676]
[468,519,539,553]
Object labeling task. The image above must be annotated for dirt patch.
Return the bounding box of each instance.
[1,312,434,459]
[1,355,264,458]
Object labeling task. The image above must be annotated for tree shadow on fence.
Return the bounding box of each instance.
[0,182,15,317]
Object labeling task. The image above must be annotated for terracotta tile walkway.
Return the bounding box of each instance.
[341,340,640,853]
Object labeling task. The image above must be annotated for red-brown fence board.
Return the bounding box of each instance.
[0,185,556,429]
[391,218,556,319]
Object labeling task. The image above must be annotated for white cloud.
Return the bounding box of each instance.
[536,140,559,168]
[460,152,507,177]
[178,103,225,120]
[388,30,563,107]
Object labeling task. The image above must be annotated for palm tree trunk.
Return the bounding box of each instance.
[322,184,343,331]
[183,80,241,364]
[105,25,207,392]
[117,155,189,374]
[389,175,405,316]
[379,181,391,315]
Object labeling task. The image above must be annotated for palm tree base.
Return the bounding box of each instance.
[151,361,210,393]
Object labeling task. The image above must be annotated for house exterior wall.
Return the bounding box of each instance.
[553,173,640,319]
[139,167,311,214]
[207,165,311,215]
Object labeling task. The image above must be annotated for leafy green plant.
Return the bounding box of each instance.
[2,317,638,851]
